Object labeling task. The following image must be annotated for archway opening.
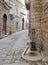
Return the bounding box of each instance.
[22,18,24,30]
[3,13,7,35]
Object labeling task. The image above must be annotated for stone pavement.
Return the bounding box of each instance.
[0,30,48,65]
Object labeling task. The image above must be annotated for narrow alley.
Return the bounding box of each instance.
[0,30,48,65]
[0,0,48,65]
[0,30,28,65]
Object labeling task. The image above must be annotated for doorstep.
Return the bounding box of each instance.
[0,34,9,39]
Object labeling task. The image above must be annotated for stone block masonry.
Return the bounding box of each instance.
[26,0,48,57]
[41,3,48,56]
[0,0,11,38]
[30,0,43,47]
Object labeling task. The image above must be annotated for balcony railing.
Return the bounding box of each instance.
[25,0,30,10]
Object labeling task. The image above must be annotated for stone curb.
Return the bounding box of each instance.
[21,46,48,62]
[21,46,29,61]
[21,46,42,62]
[0,34,9,39]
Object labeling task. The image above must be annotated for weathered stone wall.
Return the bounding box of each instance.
[10,17,17,33]
[41,3,48,56]
[10,0,28,31]
[27,0,48,56]
[0,1,3,38]
[0,0,10,38]
[30,0,42,47]
[4,7,10,35]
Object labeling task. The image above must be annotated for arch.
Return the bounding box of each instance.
[3,13,7,19]
[22,18,24,30]
[3,13,7,35]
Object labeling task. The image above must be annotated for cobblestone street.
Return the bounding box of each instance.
[0,30,48,65]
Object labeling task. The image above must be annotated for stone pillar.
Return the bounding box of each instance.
[30,0,42,47]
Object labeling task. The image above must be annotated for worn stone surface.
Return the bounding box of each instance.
[41,3,48,56]
[0,30,48,65]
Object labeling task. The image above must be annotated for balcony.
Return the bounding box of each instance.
[25,0,30,10]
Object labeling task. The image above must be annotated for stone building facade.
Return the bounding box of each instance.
[25,0,48,56]
[0,0,28,38]
[30,0,43,47]
[0,0,11,38]
[9,0,28,32]
[41,2,48,56]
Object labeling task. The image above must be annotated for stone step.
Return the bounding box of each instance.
[3,62,48,65]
